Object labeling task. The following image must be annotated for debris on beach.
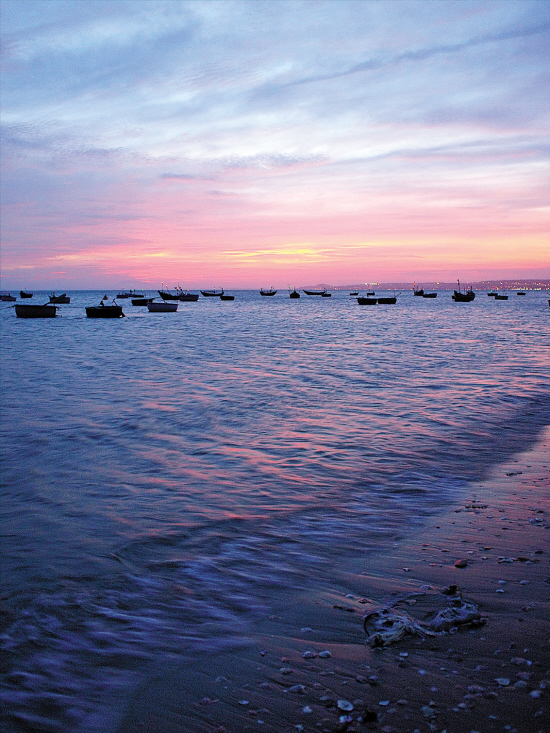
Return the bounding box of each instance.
[364,608,433,646]
[364,589,485,646]
[427,600,485,632]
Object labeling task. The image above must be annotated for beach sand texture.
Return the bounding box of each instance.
[117,429,549,733]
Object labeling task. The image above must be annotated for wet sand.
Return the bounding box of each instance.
[117,429,549,733]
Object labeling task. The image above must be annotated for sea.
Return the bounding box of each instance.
[1,288,549,732]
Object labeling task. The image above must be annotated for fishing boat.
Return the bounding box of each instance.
[147,301,178,312]
[220,294,235,301]
[366,291,375,296]
[494,293,509,300]
[516,291,526,296]
[1,293,16,301]
[86,300,125,318]
[49,292,70,303]
[413,284,424,296]
[357,297,377,305]
[15,303,58,318]
[321,292,332,297]
[452,281,475,302]
[19,291,33,298]
[117,289,145,298]
[487,290,498,297]
[158,286,181,300]
[131,297,155,306]
[260,288,277,296]
[289,289,300,298]
[303,289,326,295]
[349,291,358,296]
[377,296,397,304]
[179,292,199,301]
[422,292,437,298]
[200,289,224,297]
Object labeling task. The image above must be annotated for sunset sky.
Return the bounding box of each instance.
[1,0,549,289]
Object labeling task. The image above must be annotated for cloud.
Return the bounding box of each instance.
[1,1,549,286]
[263,21,550,91]
[160,172,215,180]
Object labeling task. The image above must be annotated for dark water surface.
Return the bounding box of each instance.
[1,289,549,732]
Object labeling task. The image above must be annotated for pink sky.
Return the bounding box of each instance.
[1,1,549,289]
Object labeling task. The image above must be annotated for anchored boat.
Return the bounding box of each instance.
[117,289,145,298]
[147,301,178,312]
[357,297,377,305]
[86,300,125,318]
[15,303,58,318]
[377,291,398,304]
[49,292,70,303]
[452,281,475,302]
[158,286,181,300]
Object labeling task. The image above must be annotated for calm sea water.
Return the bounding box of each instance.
[1,288,549,732]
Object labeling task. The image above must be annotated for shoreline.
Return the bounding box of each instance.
[116,428,549,733]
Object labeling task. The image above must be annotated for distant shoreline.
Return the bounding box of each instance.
[2,280,549,293]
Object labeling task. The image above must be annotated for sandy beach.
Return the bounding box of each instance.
[115,427,549,733]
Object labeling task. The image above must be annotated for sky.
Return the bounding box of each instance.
[1,0,549,289]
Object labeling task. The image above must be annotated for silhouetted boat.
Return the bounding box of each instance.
[357,297,377,305]
[201,289,224,297]
[86,300,125,318]
[179,292,199,301]
[377,296,397,304]
[422,292,437,298]
[131,298,154,306]
[349,291,358,296]
[303,289,326,295]
[260,288,277,296]
[49,292,70,303]
[452,281,475,302]
[516,291,526,296]
[487,290,498,297]
[19,291,33,298]
[220,294,235,300]
[366,291,375,296]
[15,303,58,318]
[413,284,424,296]
[147,301,178,312]
[494,293,508,300]
[1,293,16,301]
[321,292,332,297]
[117,289,145,298]
[289,289,300,298]
[158,286,181,300]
